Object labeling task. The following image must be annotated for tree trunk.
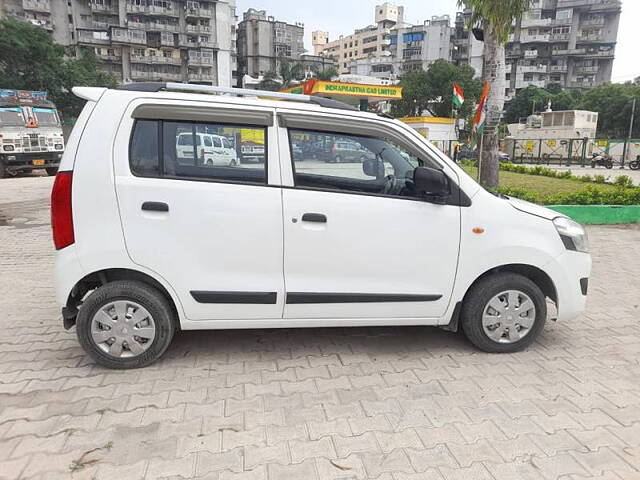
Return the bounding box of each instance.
[479,23,506,189]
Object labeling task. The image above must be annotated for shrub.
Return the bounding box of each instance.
[593,175,607,184]
[614,175,634,188]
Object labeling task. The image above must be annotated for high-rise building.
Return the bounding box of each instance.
[313,2,406,74]
[507,0,621,93]
[1,0,237,87]
[236,8,305,79]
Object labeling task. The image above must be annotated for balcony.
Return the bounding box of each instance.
[96,53,122,62]
[568,80,597,88]
[185,6,212,18]
[188,54,214,66]
[574,65,599,74]
[523,50,538,59]
[521,17,552,28]
[111,28,147,45]
[148,22,179,32]
[558,0,620,9]
[126,4,178,17]
[552,48,570,55]
[26,18,53,30]
[549,64,568,72]
[551,18,572,26]
[516,78,546,89]
[77,29,111,45]
[93,19,118,29]
[90,2,118,14]
[186,24,212,34]
[550,33,570,41]
[188,72,214,82]
[22,0,50,12]
[519,64,548,74]
[130,55,182,65]
[520,34,550,43]
[131,69,182,81]
[577,34,604,42]
[581,18,605,27]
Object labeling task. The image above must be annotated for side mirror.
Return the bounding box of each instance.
[414,167,450,200]
[362,158,384,177]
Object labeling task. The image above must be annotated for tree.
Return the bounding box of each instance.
[257,70,282,91]
[577,83,640,138]
[390,60,482,123]
[0,18,117,120]
[458,0,533,188]
[278,57,305,88]
[503,85,583,124]
[315,66,338,81]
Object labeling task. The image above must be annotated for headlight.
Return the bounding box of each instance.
[553,217,588,253]
[3,145,14,152]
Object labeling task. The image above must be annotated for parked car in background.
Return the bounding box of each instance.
[457,147,510,163]
[327,140,375,163]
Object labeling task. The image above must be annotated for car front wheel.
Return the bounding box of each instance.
[461,273,546,353]
[76,280,176,369]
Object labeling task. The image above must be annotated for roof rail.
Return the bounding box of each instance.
[117,82,358,111]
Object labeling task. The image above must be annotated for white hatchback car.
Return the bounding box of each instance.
[52,83,591,369]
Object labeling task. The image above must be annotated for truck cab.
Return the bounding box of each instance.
[0,89,65,177]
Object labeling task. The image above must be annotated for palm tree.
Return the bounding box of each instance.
[458,0,532,188]
[278,57,305,88]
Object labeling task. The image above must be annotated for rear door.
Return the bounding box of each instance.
[114,100,284,321]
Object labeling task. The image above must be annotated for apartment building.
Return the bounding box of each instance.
[1,0,237,86]
[450,10,484,76]
[507,0,621,92]
[313,2,406,74]
[236,8,305,78]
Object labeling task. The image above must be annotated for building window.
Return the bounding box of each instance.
[363,46,376,54]
[403,32,425,43]
[363,35,377,44]
[556,9,572,20]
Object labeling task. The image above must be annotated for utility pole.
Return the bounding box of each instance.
[624,96,636,169]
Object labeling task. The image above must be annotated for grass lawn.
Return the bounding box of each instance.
[461,165,618,200]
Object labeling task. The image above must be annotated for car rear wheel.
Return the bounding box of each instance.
[76,280,176,369]
[461,273,546,353]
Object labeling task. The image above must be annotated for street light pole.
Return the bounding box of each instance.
[625,96,637,169]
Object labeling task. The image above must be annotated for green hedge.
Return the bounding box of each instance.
[497,184,640,205]
[499,163,635,187]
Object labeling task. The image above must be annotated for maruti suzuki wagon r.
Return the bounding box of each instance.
[51,82,591,369]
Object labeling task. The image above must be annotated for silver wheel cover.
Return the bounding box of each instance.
[90,300,156,358]
[482,290,536,344]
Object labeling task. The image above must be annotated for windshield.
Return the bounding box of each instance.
[0,107,25,126]
[32,107,59,126]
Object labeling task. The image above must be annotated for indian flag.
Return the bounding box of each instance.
[452,82,465,108]
[473,82,490,135]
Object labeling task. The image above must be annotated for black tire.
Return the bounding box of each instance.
[591,162,596,168]
[461,273,547,353]
[629,161,640,170]
[605,162,613,169]
[0,160,6,179]
[76,280,176,369]
[46,167,58,176]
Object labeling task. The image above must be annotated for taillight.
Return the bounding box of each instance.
[51,171,74,250]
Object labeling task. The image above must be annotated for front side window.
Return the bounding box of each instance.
[288,129,429,198]
[32,107,60,126]
[130,119,266,184]
[0,107,25,126]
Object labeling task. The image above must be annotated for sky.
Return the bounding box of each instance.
[235,0,639,83]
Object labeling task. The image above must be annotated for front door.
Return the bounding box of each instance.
[115,106,285,321]
[281,124,461,320]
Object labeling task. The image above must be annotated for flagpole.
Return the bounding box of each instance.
[477,131,484,183]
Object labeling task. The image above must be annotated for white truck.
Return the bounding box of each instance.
[0,89,65,178]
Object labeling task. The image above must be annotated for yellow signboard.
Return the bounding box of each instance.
[310,81,402,99]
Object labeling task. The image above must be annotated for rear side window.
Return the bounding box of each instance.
[130,120,160,176]
[129,119,267,185]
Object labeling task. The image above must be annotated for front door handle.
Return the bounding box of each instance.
[142,201,169,212]
[301,213,327,223]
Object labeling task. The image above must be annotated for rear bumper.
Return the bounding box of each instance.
[545,250,592,322]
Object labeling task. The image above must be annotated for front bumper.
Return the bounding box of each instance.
[2,152,62,172]
[545,250,592,322]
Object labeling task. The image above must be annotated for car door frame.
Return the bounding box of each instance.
[276,107,467,324]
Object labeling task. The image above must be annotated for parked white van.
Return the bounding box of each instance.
[51,83,591,369]
[176,131,238,166]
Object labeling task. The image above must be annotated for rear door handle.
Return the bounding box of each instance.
[142,201,169,212]
[301,213,327,223]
